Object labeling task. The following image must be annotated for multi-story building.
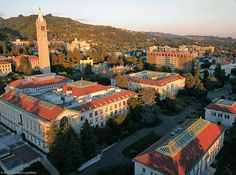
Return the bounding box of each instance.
[205,99,236,127]
[0,79,137,152]
[208,60,236,76]
[12,55,40,70]
[147,52,197,72]
[5,73,73,95]
[111,71,185,99]
[66,38,90,52]
[0,90,79,152]
[0,61,12,76]
[133,118,225,175]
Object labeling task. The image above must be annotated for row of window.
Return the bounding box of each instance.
[0,68,11,72]
[0,64,11,68]
[211,112,230,119]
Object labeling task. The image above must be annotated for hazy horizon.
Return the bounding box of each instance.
[1,0,236,38]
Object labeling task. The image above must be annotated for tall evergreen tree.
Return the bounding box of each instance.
[16,56,32,75]
[80,120,97,159]
[116,73,128,89]
[48,124,83,174]
[137,58,144,70]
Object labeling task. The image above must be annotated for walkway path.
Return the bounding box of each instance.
[80,102,202,175]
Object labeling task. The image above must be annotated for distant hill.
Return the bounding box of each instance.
[0,14,154,50]
[0,14,235,49]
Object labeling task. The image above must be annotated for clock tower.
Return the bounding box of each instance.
[36,8,51,74]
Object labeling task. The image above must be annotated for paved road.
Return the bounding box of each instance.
[207,85,235,101]
[79,102,203,175]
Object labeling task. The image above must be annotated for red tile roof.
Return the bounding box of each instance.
[219,60,231,66]
[60,84,111,97]
[206,102,236,114]
[73,90,137,112]
[129,75,185,87]
[148,52,195,57]
[0,61,11,65]
[9,76,72,89]
[13,55,39,61]
[133,120,224,175]
[0,90,64,121]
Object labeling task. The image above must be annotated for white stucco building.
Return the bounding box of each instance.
[205,99,236,127]
[111,71,185,99]
[0,61,12,76]
[133,118,225,175]
[208,60,236,76]
[0,79,137,152]
[5,73,73,95]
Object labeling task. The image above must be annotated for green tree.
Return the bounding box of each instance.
[58,53,66,66]
[185,73,196,89]
[203,70,209,80]
[45,122,59,149]
[80,120,97,159]
[73,48,81,64]
[118,58,124,66]
[214,64,226,86]
[116,73,128,89]
[137,58,144,71]
[132,56,137,65]
[84,64,93,75]
[16,56,32,75]
[140,105,159,126]
[48,124,83,174]
[2,42,8,55]
[194,63,200,78]
[138,88,157,106]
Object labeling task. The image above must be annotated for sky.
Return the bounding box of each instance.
[1,0,236,38]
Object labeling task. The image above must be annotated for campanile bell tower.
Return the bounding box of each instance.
[36,8,51,74]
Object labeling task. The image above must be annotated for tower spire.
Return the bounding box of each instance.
[38,7,44,21]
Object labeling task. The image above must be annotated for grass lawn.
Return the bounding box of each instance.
[22,161,51,175]
[122,132,159,159]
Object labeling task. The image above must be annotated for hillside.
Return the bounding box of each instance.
[0,14,236,50]
[0,14,154,50]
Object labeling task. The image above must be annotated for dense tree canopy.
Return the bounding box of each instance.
[48,124,83,174]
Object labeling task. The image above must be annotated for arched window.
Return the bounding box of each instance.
[60,116,69,128]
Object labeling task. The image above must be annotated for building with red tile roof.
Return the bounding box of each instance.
[6,73,73,95]
[0,60,12,76]
[58,80,111,98]
[205,99,236,127]
[0,89,80,153]
[0,79,137,152]
[0,90,64,121]
[73,90,137,112]
[133,118,225,175]
[12,55,39,70]
[208,59,236,76]
[111,71,185,100]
